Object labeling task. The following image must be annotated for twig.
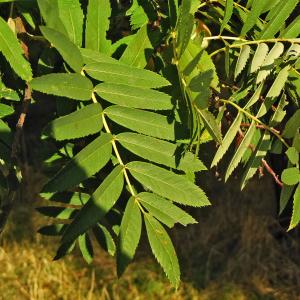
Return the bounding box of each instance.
[237,130,283,188]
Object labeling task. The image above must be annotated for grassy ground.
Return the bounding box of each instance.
[1,170,300,300]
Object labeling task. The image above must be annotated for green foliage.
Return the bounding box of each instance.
[0,0,300,289]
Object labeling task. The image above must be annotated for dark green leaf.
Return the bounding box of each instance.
[40,26,83,72]
[0,16,32,81]
[43,133,112,192]
[61,165,124,244]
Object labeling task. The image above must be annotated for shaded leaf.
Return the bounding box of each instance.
[43,133,112,192]
[61,165,124,244]
[0,16,32,81]
[40,26,83,72]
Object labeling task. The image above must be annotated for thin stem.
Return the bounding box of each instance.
[210,38,300,57]
[102,113,136,197]
[221,99,290,148]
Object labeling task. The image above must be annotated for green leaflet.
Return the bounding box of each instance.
[61,165,124,244]
[240,0,265,36]
[220,0,233,34]
[256,42,284,84]
[117,132,207,172]
[179,42,219,90]
[57,0,83,46]
[36,206,76,219]
[0,104,14,118]
[120,25,154,68]
[225,122,256,181]
[283,109,300,138]
[40,26,83,72]
[78,233,93,264]
[234,45,251,79]
[137,192,196,228]
[30,73,93,101]
[288,184,300,230]
[117,197,142,276]
[250,43,269,74]
[281,168,300,186]
[144,214,180,288]
[240,131,271,189]
[80,48,118,65]
[84,62,170,88]
[95,83,172,110]
[259,0,298,39]
[176,0,194,58]
[257,65,290,118]
[244,82,264,109]
[44,103,103,141]
[43,133,112,192]
[211,113,243,167]
[105,105,185,141]
[195,108,222,144]
[37,0,68,36]
[286,147,299,165]
[85,0,111,53]
[189,70,214,109]
[280,184,295,214]
[127,161,210,207]
[0,16,32,81]
[281,15,300,38]
[93,224,116,256]
[126,0,148,30]
[41,192,90,205]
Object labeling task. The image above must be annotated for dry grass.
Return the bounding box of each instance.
[1,170,300,299]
